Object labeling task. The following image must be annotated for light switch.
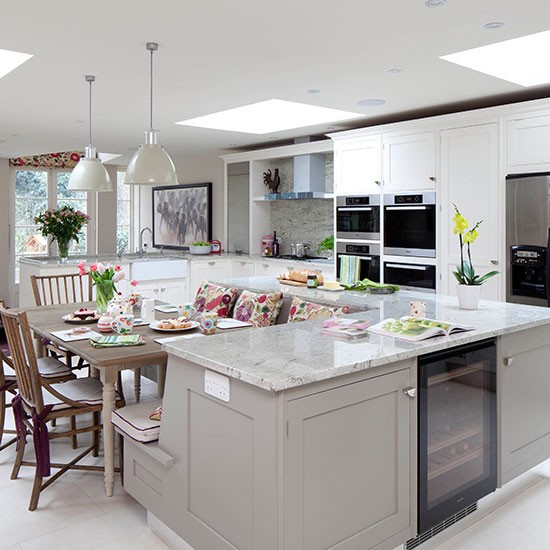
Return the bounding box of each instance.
[204,369,230,402]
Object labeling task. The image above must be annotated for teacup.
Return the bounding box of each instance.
[177,303,197,320]
[111,314,135,335]
[199,312,218,335]
[409,301,426,318]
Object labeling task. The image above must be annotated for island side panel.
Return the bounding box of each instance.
[157,355,281,550]
[498,324,550,485]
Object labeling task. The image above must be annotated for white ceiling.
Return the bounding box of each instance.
[1,0,550,164]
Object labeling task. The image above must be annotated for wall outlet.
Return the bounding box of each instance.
[204,369,230,402]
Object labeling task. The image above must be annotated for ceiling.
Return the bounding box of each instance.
[1,0,550,165]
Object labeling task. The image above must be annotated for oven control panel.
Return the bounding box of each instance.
[394,194,423,204]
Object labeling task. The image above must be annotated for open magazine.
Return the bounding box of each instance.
[322,318,371,340]
[367,317,474,342]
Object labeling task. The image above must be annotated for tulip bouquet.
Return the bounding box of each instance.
[452,205,499,286]
[77,261,137,313]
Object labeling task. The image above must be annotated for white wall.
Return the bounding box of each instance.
[0,159,10,304]
[137,152,225,251]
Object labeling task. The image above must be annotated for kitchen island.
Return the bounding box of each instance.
[120,283,550,550]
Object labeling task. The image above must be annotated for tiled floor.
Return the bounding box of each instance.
[2,371,550,550]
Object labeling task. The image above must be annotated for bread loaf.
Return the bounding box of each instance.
[281,269,324,285]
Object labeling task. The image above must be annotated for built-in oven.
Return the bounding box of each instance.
[384,192,436,257]
[336,242,380,282]
[336,195,380,241]
[384,261,436,291]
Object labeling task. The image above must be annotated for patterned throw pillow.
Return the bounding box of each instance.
[232,290,284,328]
[287,296,350,323]
[193,281,238,318]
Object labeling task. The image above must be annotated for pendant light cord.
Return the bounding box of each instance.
[149,46,154,130]
[89,78,93,148]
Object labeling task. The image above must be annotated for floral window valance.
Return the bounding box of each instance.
[9,151,84,169]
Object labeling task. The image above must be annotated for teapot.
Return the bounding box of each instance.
[106,295,133,318]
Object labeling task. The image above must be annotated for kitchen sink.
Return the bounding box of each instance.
[130,258,188,280]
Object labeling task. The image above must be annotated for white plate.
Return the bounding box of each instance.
[149,320,199,332]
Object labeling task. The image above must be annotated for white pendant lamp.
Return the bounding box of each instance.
[125,42,178,185]
[68,75,112,191]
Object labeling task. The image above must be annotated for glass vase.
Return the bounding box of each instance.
[56,236,71,264]
[95,282,116,314]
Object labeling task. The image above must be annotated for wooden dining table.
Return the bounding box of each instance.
[24,302,176,497]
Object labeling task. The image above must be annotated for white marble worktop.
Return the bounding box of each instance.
[162,282,550,392]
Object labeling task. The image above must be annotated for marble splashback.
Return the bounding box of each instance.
[269,155,334,255]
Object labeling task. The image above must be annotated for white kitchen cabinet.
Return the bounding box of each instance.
[255,261,286,278]
[138,278,188,305]
[334,136,382,196]
[506,110,550,168]
[189,259,232,297]
[383,131,436,191]
[439,123,500,300]
[231,259,256,279]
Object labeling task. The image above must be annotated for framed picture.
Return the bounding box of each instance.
[152,182,212,250]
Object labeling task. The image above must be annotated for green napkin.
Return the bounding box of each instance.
[90,334,145,348]
[341,278,400,292]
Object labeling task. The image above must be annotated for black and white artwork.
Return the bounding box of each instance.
[152,183,212,249]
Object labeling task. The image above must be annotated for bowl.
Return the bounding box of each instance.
[189,245,211,255]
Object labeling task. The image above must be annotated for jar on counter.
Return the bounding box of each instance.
[261,235,274,256]
[307,273,319,288]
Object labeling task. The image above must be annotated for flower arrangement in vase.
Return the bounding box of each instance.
[34,205,90,262]
[452,205,499,309]
[77,261,137,313]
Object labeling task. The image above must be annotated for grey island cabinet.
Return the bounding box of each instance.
[120,289,550,550]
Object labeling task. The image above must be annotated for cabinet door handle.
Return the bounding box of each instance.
[240,262,246,266]
[208,262,216,266]
[429,176,436,182]
[503,356,514,366]
[160,287,166,292]
[490,259,499,265]
[263,264,268,268]
[402,387,416,398]
[374,180,381,186]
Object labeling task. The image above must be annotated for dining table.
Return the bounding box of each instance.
[24,301,185,497]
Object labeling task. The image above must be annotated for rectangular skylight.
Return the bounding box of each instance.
[176,99,363,134]
[440,30,550,87]
[0,48,33,79]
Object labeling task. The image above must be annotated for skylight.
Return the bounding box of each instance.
[440,30,550,87]
[176,99,363,134]
[0,48,33,79]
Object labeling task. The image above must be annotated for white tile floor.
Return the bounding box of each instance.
[2,372,550,550]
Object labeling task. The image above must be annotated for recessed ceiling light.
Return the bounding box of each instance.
[441,29,550,87]
[484,22,505,30]
[0,48,33,79]
[425,0,446,7]
[387,68,403,74]
[176,99,363,134]
[307,89,321,94]
[358,99,386,107]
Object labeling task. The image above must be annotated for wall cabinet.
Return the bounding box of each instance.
[383,131,436,191]
[334,137,382,196]
[499,325,550,485]
[439,123,500,300]
[506,110,550,168]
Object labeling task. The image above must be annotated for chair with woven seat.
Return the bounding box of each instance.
[0,304,125,511]
[1,300,76,452]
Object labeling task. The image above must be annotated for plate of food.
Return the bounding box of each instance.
[62,308,100,324]
[149,319,199,332]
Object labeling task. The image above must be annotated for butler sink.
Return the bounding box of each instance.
[130,258,188,280]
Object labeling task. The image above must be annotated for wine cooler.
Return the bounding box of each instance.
[417,339,497,534]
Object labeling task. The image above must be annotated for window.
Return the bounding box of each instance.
[56,172,88,254]
[116,171,132,254]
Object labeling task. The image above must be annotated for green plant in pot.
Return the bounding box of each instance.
[452,205,499,309]
[316,234,334,257]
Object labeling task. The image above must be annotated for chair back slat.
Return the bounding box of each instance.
[30,274,93,306]
[0,305,44,412]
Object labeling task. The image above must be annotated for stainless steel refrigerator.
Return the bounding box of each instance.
[506,173,550,306]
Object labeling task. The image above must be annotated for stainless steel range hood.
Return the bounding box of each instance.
[264,150,332,200]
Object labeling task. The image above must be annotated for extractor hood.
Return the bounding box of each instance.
[264,152,332,200]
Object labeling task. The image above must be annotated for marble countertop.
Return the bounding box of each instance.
[162,283,550,392]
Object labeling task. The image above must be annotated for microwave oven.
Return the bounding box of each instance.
[336,195,380,241]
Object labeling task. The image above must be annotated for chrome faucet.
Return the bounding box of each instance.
[139,227,152,257]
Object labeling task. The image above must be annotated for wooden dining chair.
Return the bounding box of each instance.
[30,273,93,369]
[0,304,125,511]
[0,300,76,452]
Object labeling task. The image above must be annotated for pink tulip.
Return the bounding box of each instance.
[130,279,138,287]
[90,263,98,272]
[114,265,121,272]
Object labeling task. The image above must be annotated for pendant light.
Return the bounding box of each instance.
[68,75,113,191]
[125,42,178,185]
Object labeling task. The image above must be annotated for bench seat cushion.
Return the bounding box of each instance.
[232,290,284,327]
[287,296,350,323]
[112,399,163,443]
[193,281,238,318]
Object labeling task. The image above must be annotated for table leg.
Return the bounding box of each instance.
[157,364,166,398]
[133,368,141,402]
[100,368,117,497]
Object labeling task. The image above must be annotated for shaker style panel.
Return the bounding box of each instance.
[334,137,382,196]
[383,131,436,191]
[506,111,550,167]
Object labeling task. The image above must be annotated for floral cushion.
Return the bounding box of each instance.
[193,281,238,318]
[287,296,350,323]
[232,290,284,328]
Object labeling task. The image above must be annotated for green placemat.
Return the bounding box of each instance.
[90,334,145,348]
